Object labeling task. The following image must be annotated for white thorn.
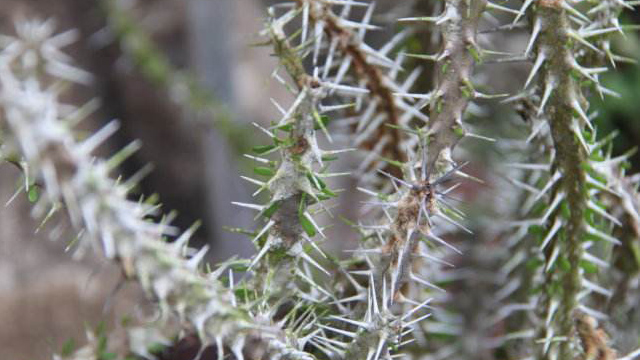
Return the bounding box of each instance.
[187,245,209,269]
[524,51,546,88]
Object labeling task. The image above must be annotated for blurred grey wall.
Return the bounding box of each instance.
[187,0,255,261]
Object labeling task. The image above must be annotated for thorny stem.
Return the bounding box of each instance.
[342,1,486,358]
[297,0,408,174]
[535,2,587,359]
[249,24,322,295]
[426,0,486,176]
[372,0,486,306]
[380,0,486,300]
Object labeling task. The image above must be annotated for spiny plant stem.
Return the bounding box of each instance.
[297,0,408,167]
[339,2,488,358]
[426,0,486,176]
[529,1,606,358]
[245,20,329,298]
[369,0,486,303]
[537,5,586,358]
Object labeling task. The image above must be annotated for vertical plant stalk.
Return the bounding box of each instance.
[388,0,486,298]
[242,19,334,298]
[334,2,487,359]
[494,0,639,358]
[298,0,408,169]
[526,1,624,358]
[538,4,586,359]
[369,0,486,303]
[425,0,486,176]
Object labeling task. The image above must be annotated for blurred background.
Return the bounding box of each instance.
[1,0,640,359]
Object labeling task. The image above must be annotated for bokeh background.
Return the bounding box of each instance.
[1,0,639,359]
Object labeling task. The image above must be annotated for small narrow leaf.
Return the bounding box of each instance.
[261,200,282,219]
[252,144,278,154]
[300,213,317,237]
[253,166,276,177]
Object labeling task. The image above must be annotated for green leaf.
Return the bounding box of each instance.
[321,187,337,198]
[229,260,250,272]
[525,258,543,271]
[561,202,571,220]
[275,122,293,132]
[631,242,640,268]
[549,280,562,297]
[299,213,316,237]
[580,260,598,274]
[120,315,133,327]
[441,61,449,74]
[252,144,277,154]
[298,193,307,218]
[468,45,483,63]
[28,186,39,203]
[222,226,256,237]
[558,256,571,272]
[253,167,275,177]
[261,200,282,219]
[378,156,404,169]
[528,224,544,237]
[147,342,166,354]
[99,352,117,360]
[307,173,327,190]
[97,335,108,354]
[94,321,110,357]
[384,123,420,135]
[313,113,331,131]
[234,286,255,301]
[61,339,76,357]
